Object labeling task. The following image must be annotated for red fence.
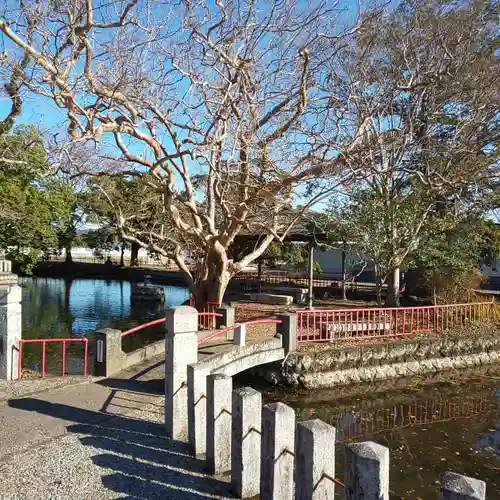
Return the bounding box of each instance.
[120,309,223,338]
[121,318,167,337]
[297,302,497,342]
[18,338,88,378]
[189,297,221,330]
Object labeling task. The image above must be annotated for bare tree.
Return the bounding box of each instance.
[0,0,366,305]
[319,0,499,305]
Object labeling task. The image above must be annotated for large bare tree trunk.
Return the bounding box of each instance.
[130,242,139,267]
[190,244,231,309]
[386,267,400,306]
[65,245,73,264]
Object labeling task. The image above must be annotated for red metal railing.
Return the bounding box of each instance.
[198,319,282,346]
[189,297,222,330]
[18,338,88,378]
[121,312,223,338]
[121,318,167,337]
[297,302,497,342]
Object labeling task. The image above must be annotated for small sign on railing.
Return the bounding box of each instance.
[96,339,104,363]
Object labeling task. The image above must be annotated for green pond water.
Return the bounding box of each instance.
[241,370,500,498]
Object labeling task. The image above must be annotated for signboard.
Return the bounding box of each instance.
[96,339,104,363]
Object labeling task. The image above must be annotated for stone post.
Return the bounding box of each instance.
[0,283,22,380]
[165,306,199,441]
[440,472,486,500]
[232,387,262,498]
[187,363,209,456]
[260,402,295,500]
[345,441,389,500]
[216,305,235,329]
[216,305,235,341]
[93,328,123,377]
[234,324,246,346]
[295,419,336,500]
[277,313,297,355]
[206,373,232,475]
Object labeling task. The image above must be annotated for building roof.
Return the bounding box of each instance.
[234,215,327,243]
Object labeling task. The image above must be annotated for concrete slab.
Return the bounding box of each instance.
[249,293,293,306]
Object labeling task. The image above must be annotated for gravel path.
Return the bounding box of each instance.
[0,396,232,500]
[0,349,236,499]
[0,319,284,499]
[0,376,96,402]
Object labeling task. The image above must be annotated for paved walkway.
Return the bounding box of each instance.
[0,337,237,499]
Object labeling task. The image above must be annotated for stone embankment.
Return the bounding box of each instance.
[265,325,500,389]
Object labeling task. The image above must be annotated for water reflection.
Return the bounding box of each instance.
[259,373,500,498]
[19,277,189,373]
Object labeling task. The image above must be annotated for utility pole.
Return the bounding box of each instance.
[308,242,314,309]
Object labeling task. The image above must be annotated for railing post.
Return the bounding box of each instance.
[216,305,235,340]
[440,472,486,500]
[206,373,232,475]
[234,324,246,346]
[165,306,199,441]
[260,402,295,500]
[0,283,22,380]
[216,305,235,329]
[93,328,124,377]
[83,338,88,376]
[232,387,262,498]
[17,340,23,379]
[345,441,389,500]
[187,363,209,456]
[61,340,66,376]
[296,419,336,500]
[277,313,297,354]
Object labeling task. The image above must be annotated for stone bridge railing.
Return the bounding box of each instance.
[0,259,12,274]
[163,306,488,500]
[0,261,22,381]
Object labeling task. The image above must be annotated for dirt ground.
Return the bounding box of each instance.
[233,299,499,345]
[233,298,380,342]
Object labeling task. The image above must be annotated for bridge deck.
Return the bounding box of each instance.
[0,337,239,499]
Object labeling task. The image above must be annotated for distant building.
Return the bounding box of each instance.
[315,247,500,289]
[60,246,148,261]
[313,247,374,282]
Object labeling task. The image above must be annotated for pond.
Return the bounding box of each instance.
[253,370,500,498]
[19,276,190,374]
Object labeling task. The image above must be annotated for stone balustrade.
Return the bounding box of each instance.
[205,382,485,500]
[0,259,12,274]
[163,305,489,500]
[0,260,21,381]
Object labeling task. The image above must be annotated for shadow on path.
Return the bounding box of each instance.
[96,359,165,414]
[8,398,231,499]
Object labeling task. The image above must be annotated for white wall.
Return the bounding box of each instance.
[60,246,148,258]
[317,249,500,280]
[314,248,373,276]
